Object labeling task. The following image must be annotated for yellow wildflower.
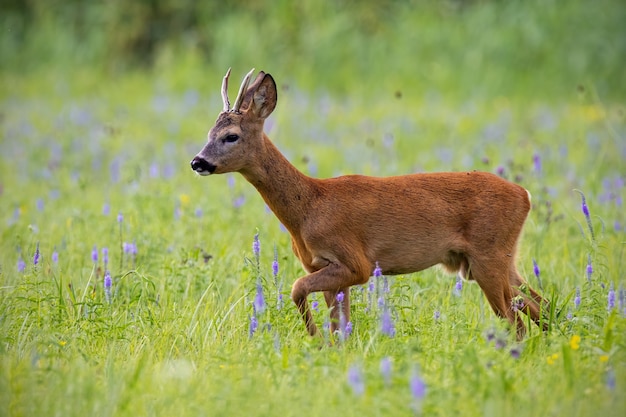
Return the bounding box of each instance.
[599,355,609,363]
[547,353,559,365]
[179,194,190,207]
[570,334,581,350]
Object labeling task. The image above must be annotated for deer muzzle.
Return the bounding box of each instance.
[190,156,217,176]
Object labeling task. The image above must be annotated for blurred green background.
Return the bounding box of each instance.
[2,0,625,100]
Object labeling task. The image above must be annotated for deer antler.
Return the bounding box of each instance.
[232,68,255,112]
[221,68,232,112]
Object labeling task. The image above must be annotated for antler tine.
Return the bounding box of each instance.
[232,68,256,112]
[221,68,232,112]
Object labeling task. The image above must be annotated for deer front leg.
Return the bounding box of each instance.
[291,262,359,337]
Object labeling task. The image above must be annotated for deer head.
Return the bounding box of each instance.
[190,68,277,176]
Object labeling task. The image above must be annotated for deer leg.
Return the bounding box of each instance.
[470,258,527,340]
[291,262,361,337]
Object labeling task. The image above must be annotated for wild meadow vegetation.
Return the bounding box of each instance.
[1,1,625,416]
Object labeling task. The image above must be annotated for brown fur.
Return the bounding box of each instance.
[191,70,548,340]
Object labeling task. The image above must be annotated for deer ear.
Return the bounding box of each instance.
[249,73,277,119]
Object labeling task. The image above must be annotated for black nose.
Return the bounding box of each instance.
[190,156,216,174]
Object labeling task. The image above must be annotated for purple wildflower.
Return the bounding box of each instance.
[102,203,110,215]
[510,345,522,359]
[380,357,392,386]
[511,296,525,313]
[249,315,258,338]
[312,300,319,312]
[233,195,246,209]
[33,242,40,266]
[51,250,59,264]
[410,371,427,400]
[434,310,441,320]
[336,291,344,303]
[454,275,463,296]
[254,284,266,314]
[104,270,112,303]
[532,152,542,175]
[195,208,203,218]
[533,259,540,279]
[608,283,616,311]
[91,245,98,263]
[36,198,44,212]
[574,287,581,309]
[252,233,260,258]
[485,328,496,343]
[496,166,505,177]
[619,286,625,316]
[586,255,593,282]
[576,190,595,241]
[17,256,26,272]
[495,337,507,350]
[373,262,382,278]
[272,249,279,278]
[347,365,365,396]
[102,247,109,269]
[606,368,616,391]
[117,212,123,223]
[381,307,396,337]
[345,321,353,336]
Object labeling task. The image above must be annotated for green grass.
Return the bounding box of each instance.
[1,68,624,416]
[1,1,625,415]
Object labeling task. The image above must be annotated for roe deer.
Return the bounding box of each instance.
[191,69,548,340]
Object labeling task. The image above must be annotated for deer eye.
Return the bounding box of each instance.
[223,134,239,143]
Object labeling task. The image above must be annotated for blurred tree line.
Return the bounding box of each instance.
[1,0,625,99]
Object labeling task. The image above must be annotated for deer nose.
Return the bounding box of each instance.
[190,156,216,175]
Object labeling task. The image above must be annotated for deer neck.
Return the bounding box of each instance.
[240,134,316,231]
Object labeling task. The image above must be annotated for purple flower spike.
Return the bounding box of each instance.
[510,345,522,359]
[454,275,463,296]
[532,152,542,175]
[249,315,258,338]
[51,250,59,264]
[336,291,344,303]
[586,255,593,282]
[254,284,265,314]
[380,357,392,386]
[117,212,123,223]
[252,233,260,258]
[345,321,353,336]
[102,247,109,268]
[381,308,396,337]
[311,300,319,312]
[532,259,540,278]
[91,245,98,263]
[272,249,279,278]
[17,257,26,273]
[347,365,365,396]
[575,190,595,241]
[373,262,382,278]
[410,371,426,400]
[33,242,40,266]
[608,283,616,311]
[104,271,112,303]
[574,287,581,309]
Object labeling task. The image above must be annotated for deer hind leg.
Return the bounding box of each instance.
[469,256,527,340]
[509,267,550,331]
[291,262,364,337]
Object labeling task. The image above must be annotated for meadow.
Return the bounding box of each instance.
[1,1,625,416]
